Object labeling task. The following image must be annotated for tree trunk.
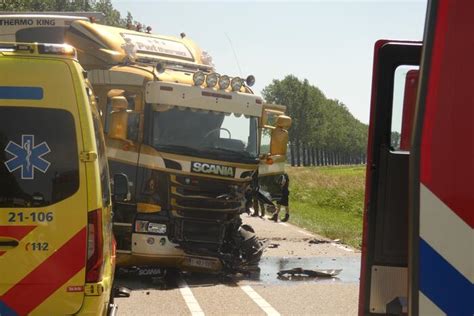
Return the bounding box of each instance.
[290,142,296,166]
[304,145,308,166]
[296,141,301,167]
[302,144,306,166]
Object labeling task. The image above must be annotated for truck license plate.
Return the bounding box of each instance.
[185,257,215,269]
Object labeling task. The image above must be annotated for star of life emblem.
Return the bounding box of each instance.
[4,135,51,180]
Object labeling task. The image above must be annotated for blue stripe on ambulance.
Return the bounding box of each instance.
[0,300,18,316]
[0,86,43,100]
[419,238,474,315]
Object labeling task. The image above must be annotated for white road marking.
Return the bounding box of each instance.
[294,228,354,251]
[298,229,314,237]
[240,285,280,316]
[178,277,205,316]
[278,222,289,227]
[331,243,354,252]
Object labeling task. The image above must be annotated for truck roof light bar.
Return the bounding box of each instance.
[245,75,255,87]
[193,71,206,86]
[206,73,220,88]
[218,75,230,90]
[231,77,243,91]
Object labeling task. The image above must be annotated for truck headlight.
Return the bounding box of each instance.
[135,220,148,232]
[206,73,219,88]
[245,75,255,87]
[218,75,230,89]
[231,77,242,91]
[135,220,167,234]
[193,71,205,86]
[148,223,167,234]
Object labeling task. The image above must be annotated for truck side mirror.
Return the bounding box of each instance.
[113,173,131,201]
[109,96,129,140]
[270,115,292,156]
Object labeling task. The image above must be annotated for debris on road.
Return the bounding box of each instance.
[308,239,331,244]
[268,243,280,248]
[277,267,342,280]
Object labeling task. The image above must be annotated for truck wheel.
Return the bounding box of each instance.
[238,224,264,271]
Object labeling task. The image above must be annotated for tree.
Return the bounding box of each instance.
[391,131,401,150]
[263,75,368,166]
[93,0,125,26]
[263,75,322,166]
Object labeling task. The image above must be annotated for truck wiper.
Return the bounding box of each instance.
[201,146,251,157]
[155,144,198,155]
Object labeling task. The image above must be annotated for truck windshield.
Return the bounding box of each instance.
[151,106,258,161]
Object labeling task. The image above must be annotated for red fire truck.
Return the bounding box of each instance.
[359,0,473,315]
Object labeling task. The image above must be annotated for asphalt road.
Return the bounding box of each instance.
[114,214,361,315]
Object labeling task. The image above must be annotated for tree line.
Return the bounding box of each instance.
[0,0,145,29]
[263,75,368,167]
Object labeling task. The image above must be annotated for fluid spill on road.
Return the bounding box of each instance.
[236,256,360,285]
[114,256,360,290]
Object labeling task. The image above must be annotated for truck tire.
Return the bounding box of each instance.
[238,224,264,271]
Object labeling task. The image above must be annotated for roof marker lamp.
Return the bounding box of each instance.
[246,75,256,87]
[193,71,206,86]
[218,75,230,90]
[38,44,76,57]
[231,77,243,91]
[206,73,220,88]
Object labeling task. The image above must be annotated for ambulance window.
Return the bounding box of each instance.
[0,107,79,207]
[16,27,66,44]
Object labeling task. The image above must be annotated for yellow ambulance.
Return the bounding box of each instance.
[0,42,116,315]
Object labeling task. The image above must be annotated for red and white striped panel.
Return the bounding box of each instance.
[418,0,473,314]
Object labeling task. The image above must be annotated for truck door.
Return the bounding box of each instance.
[359,40,421,315]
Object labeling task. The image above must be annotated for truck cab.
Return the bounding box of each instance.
[65,20,291,272]
[0,13,292,273]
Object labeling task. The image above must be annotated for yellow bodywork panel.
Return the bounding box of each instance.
[0,46,113,315]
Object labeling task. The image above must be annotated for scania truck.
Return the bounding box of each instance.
[0,13,291,273]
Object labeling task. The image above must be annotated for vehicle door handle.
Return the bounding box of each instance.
[0,239,19,249]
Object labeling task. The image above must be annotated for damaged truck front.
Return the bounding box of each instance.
[63,20,291,273]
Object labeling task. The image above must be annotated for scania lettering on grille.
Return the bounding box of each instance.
[191,162,235,178]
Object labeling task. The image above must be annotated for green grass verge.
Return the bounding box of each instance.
[286,165,365,249]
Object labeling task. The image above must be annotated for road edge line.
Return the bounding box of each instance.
[240,285,280,316]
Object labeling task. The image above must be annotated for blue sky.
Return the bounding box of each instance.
[112,0,427,124]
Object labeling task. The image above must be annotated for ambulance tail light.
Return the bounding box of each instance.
[86,208,104,283]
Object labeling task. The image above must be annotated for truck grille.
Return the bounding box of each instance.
[170,175,247,214]
[169,174,249,244]
[176,220,225,244]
